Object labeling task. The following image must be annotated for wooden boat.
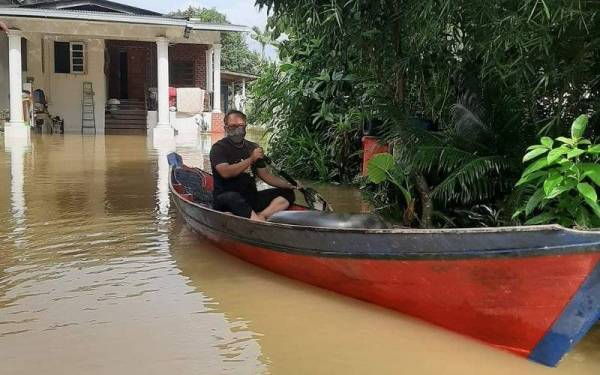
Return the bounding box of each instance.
[168,153,600,367]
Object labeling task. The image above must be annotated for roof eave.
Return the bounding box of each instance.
[19,0,163,16]
[222,70,259,80]
[0,8,250,32]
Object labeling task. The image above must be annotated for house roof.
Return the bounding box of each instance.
[222,70,259,83]
[18,0,161,16]
[0,7,250,32]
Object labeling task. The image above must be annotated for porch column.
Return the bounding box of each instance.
[6,139,29,231]
[206,46,213,93]
[212,44,221,113]
[155,37,171,129]
[241,79,247,112]
[6,30,28,139]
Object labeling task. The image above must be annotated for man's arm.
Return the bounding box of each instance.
[215,158,254,179]
[214,147,264,179]
[256,168,296,189]
[0,21,8,33]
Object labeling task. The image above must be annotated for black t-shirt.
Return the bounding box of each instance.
[209,137,267,197]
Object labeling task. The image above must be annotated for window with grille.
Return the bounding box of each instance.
[54,41,86,74]
[170,62,195,87]
[70,42,85,73]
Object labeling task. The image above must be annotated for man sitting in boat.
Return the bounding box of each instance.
[210,110,296,221]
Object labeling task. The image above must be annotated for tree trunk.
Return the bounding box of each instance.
[415,174,433,228]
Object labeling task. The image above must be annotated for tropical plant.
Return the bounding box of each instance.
[367,153,416,226]
[253,0,600,225]
[250,39,365,182]
[513,115,600,227]
[374,90,527,227]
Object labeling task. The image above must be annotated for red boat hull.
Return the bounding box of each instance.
[207,234,598,357]
[167,155,600,367]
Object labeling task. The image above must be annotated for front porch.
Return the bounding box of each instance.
[0,7,244,138]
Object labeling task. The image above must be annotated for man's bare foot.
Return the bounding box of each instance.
[258,197,290,220]
[250,211,266,222]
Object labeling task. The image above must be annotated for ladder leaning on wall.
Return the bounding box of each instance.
[82,81,96,134]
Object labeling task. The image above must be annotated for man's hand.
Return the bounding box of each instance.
[0,21,9,33]
[250,147,264,163]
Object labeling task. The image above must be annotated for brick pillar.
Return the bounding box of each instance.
[211,112,224,133]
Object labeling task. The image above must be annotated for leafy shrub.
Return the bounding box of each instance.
[514,115,600,227]
[367,153,416,226]
[250,47,364,183]
[254,0,600,224]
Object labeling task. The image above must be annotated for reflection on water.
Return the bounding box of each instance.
[0,132,598,375]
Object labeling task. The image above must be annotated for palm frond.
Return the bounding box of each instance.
[431,156,510,204]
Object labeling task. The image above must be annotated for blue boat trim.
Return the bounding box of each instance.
[529,261,600,366]
[167,152,183,168]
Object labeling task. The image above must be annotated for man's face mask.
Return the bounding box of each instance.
[225,121,246,144]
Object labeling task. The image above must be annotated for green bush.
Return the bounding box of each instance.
[250,46,364,183]
[367,153,416,226]
[254,0,600,225]
[514,115,600,227]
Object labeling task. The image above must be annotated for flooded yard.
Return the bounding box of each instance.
[0,133,598,374]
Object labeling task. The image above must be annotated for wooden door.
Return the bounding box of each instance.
[127,49,147,100]
[107,47,120,99]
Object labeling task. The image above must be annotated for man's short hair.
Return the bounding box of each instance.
[224,110,247,125]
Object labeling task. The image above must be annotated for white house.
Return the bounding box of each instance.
[0,0,248,137]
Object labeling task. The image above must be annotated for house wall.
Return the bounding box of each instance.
[21,33,106,133]
[49,38,106,133]
[0,33,9,113]
[170,44,208,90]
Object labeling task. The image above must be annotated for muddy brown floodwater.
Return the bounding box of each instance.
[0,133,598,375]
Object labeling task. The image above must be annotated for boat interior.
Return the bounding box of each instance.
[168,153,392,229]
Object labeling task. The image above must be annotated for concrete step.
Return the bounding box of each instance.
[106,118,146,124]
[110,106,146,111]
[106,114,147,121]
[106,109,146,114]
[105,123,147,129]
[105,128,147,135]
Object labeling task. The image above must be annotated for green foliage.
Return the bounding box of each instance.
[368,153,413,204]
[367,153,395,184]
[514,115,600,227]
[169,7,261,75]
[254,0,600,226]
[367,153,416,226]
[367,92,523,227]
[250,48,363,182]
